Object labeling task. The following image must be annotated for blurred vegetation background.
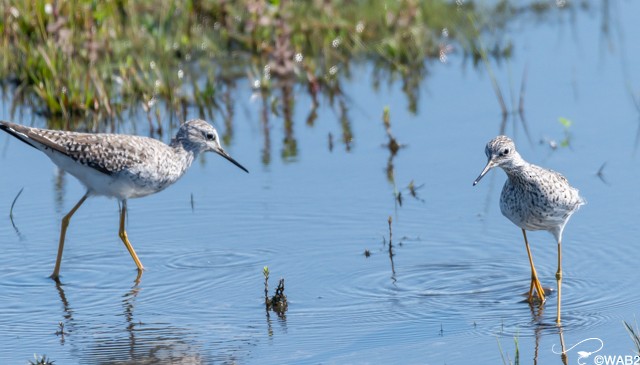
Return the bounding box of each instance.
[0,0,576,126]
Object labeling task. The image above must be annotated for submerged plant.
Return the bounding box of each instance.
[263,266,288,316]
[29,354,55,365]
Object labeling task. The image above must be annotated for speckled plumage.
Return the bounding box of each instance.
[478,135,585,240]
[473,135,584,324]
[0,119,247,199]
[0,119,248,279]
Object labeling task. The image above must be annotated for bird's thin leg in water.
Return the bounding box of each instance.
[556,238,563,325]
[119,200,144,272]
[51,191,91,280]
[522,229,546,303]
[528,273,535,300]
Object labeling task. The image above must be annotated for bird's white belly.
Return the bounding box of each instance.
[500,183,579,233]
[48,152,160,199]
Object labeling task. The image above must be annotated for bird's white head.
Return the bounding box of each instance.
[473,135,522,186]
[175,119,248,173]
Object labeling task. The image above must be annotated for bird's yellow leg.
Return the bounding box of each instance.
[556,239,563,325]
[119,200,144,272]
[528,273,535,300]
[51,191,91,280]
[558,328,568,364]
[522,229,546,303]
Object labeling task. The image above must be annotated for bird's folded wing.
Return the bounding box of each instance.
[1,121,146,175]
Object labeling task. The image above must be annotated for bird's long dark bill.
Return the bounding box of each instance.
[215,148,249,173]
[473,160,495,186]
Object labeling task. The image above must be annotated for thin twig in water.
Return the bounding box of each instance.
[387,216,396,278]
[596,162,610,185]
[9,187,24,237]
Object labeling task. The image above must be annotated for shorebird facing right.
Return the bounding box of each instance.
[0,119,248,281]
[473,136,584,325]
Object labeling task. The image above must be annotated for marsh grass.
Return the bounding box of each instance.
[0,0,576,124]
[625,320,640,355]
[497,334,520,365]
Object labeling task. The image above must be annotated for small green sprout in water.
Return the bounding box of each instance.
[263,267,287,316]
[542,117,574,150]
[29,354,55,365]
[383,106,391,130]
[558,116,572,129]
[558,117,573,148]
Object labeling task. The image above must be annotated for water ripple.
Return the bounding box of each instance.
[316,258,633,338]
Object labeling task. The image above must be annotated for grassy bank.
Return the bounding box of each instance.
[0,0,576,123]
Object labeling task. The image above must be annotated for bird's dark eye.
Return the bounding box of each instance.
[502,148,510,155]
[206,133,215,141]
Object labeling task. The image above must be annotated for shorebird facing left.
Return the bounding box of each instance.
[473,135,584,325]
[0,119,248,280]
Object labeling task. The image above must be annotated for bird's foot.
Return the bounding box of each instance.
[521,287,554,304]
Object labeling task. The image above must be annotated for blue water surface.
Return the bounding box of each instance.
[1,2,640,364]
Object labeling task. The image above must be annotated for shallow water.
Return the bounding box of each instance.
[2,2,640,364]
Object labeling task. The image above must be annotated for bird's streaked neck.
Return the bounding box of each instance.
[498,153,528,175]
[170,141,199,176]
